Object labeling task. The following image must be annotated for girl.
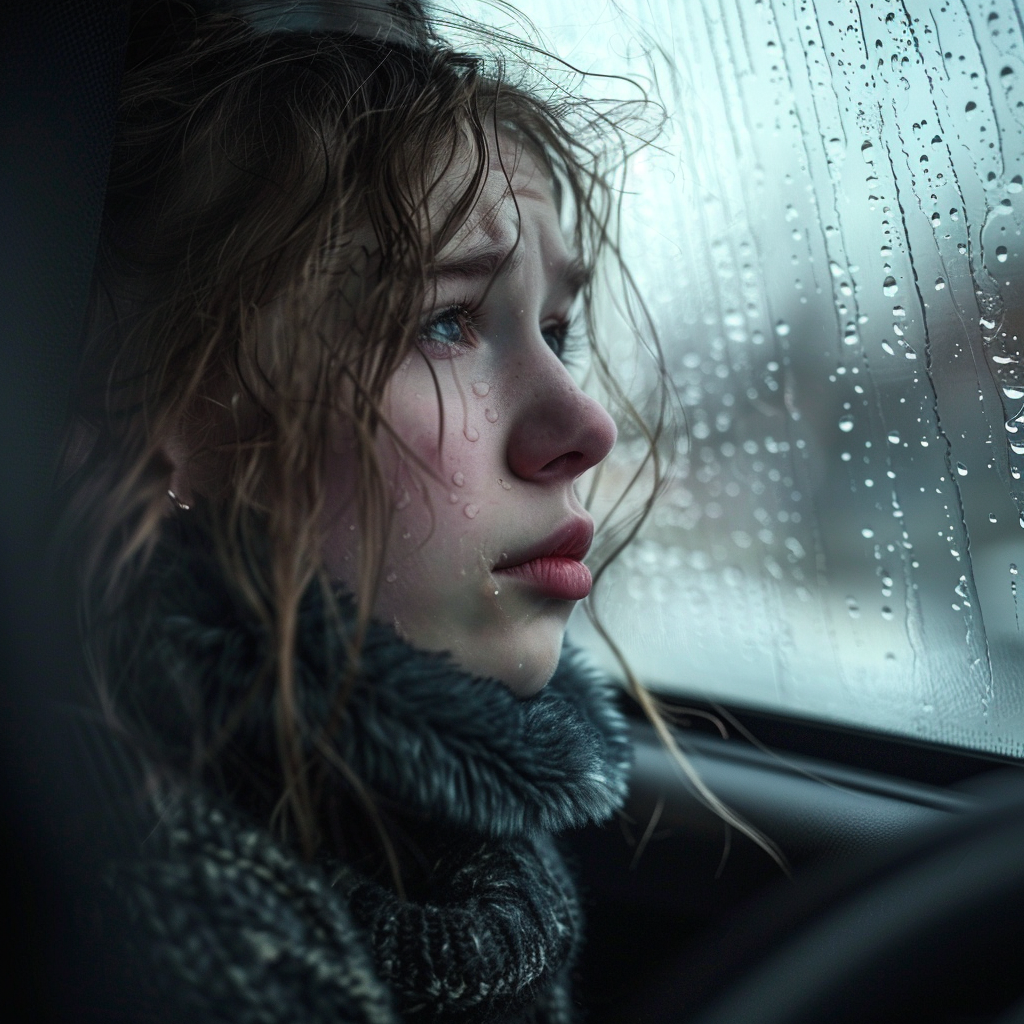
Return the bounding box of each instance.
[67,1,661,1020]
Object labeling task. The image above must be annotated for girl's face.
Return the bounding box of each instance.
[322,143,617,696]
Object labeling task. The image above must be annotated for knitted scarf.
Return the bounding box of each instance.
[108,518,633,1023]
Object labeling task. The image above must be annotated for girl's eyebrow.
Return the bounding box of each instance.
[560,256,591,298]
[433,243,524,283]
[433,244,591,298]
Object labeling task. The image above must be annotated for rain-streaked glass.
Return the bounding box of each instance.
[459,0,1024,756]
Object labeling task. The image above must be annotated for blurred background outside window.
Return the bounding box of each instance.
[459,0,1024,757]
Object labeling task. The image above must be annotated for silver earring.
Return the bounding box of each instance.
[167,489,191,511]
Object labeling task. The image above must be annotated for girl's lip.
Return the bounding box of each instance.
[493,516,594,571]
[493,556,592,600]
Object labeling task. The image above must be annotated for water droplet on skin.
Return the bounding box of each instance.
[956,462,968,476]
[385,572,397,583]
[464,504,479,519]
[472,382,490,397]
[402,530,411,539]
[498,479,512,491]
[862,527,875,538]
[485,408,498,423]
[839,414,855,432]
[493,589,499,597]
[395,489,411,510]
[464,426,479,441]
[452,471,465,487]
[449,492,459,504]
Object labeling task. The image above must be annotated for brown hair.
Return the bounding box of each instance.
[64,2,675,860]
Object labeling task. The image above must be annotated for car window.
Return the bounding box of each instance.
[459,0,1024,758]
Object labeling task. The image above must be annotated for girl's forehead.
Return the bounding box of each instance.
[437,148,558,258]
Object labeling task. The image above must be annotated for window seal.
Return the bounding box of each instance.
[624,691,1023,788]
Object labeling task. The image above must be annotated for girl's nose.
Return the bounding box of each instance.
[505,360,617,484]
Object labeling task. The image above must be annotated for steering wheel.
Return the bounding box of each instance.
[629,771,1024,1024]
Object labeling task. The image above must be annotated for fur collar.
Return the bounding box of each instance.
[131,515,632,841]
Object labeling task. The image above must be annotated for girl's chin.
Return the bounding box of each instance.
[451,622,567,698]
[385,596,571,696]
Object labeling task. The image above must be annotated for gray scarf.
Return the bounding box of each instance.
[109,518,632,1023]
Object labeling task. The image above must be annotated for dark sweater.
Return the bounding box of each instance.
[106,520,633,1022]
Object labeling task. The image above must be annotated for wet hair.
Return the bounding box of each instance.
[61,0,666,858]
[64,1,784,870]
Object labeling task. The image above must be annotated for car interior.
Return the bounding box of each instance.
[4,2,1024,1022]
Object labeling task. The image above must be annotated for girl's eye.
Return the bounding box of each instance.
[542,317,584,366]
[417,306,476,359]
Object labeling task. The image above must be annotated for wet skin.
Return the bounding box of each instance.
[322,144,617,696]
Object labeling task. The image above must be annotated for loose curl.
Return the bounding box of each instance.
[65,2,785,875]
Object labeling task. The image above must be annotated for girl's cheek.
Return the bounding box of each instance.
[385,359,506,511]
